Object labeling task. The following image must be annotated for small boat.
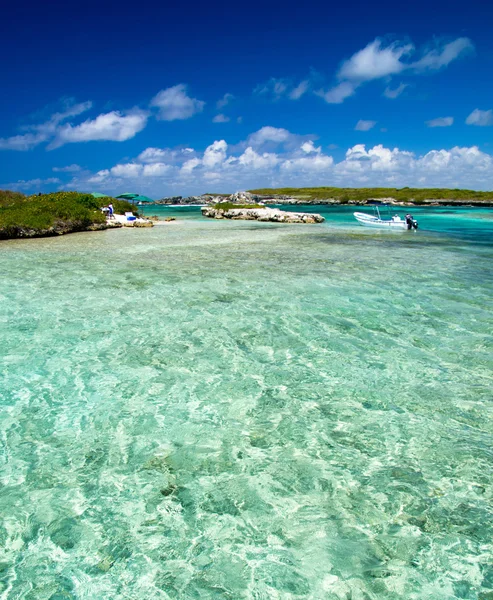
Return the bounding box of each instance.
[354,206,418,230]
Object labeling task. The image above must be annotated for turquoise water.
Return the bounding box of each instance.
[1,206,492,599]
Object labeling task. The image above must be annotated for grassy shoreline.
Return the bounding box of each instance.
[0,191,136,240]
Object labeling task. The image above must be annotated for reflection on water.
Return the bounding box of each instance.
[1,206,493,598]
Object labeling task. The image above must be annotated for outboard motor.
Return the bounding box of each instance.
[406,214,418,230]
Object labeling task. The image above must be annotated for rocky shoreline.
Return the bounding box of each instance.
[201,206,324,223]
[154,191,493,208]
[0,221,120,240]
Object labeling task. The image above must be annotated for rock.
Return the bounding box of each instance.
[164,217,176,222]
[201,206,324,223]
[227,191,264,204]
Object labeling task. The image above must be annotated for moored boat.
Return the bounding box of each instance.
[354,207,418,230]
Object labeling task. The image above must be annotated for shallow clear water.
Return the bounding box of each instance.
[1,207,493,599]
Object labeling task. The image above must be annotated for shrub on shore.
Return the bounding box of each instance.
[0,191,136,239]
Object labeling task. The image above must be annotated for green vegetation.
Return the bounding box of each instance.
[0,191,136,239]
[213,203,265,210]
[248,186,493,203]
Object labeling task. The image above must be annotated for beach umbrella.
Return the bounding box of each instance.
[90,192,108,198]
[116,192,139,199]
[131,195,153,203]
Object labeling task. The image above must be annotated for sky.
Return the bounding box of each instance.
[1,0,493,198]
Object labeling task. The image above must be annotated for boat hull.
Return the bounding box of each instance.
[353,212,408,230]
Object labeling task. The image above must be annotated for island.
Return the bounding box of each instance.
[201,203,324,223]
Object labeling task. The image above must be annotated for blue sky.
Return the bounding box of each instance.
[1,0,493,197]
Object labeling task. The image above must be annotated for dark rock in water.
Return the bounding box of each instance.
[160,484,177,496]
[201,206,324,223]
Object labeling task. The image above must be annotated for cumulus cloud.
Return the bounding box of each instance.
[213,114,230,123]
[383,83,408,99]
[150,84,205,121]
[247,126,292,146]
[466,109,493,126]
[355,120,377,131]
[281,154,333,172]
[137,147,195,164]
[51,126,493,198]
[49,110,148,149]
[110,163,143,178]
[202,140,228,168]
[143,163,171,177]
[300,140,321,154]
[217,93,234,109]
[426,116,454,127]
[238,147,279,169]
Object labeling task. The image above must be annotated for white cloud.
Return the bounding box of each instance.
[318,36,473,105]
[338,144,415,174]
[87,170,110,184]
[0,100,92,151]
[143,163,171,177]
[181,157,201,174]
[238,147,279,169]
[300,140,321,154]
[54,126,493,198]
[52,164,81,172]
[213,114,230,123]
[4,177,61,190]
[110,163,143,178]
[247,126,291,147]
[138,147,196,164]
[426,116,454,128]
[289,80,309,100]
[217,93,234,109]
[0,132,48,151]
[49,110,148,149]
[202,140,228,168]
[419,146,491,173]
[316,81,358,104]
[466,109,493,126]
[138,147,168,163]
[355,120,377,131]
[412,37,474,72]
[254,78,288,99]
[281,154,333,172]
[383,83,408,99]
[339,39,413,81]
[255,78,310,101]
[150,84,205,121]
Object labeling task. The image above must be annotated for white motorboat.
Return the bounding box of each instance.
[354,207,418,230]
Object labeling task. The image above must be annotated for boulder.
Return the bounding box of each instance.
[201,206,324,223]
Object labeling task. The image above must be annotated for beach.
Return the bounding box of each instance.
[1,205,493,598]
